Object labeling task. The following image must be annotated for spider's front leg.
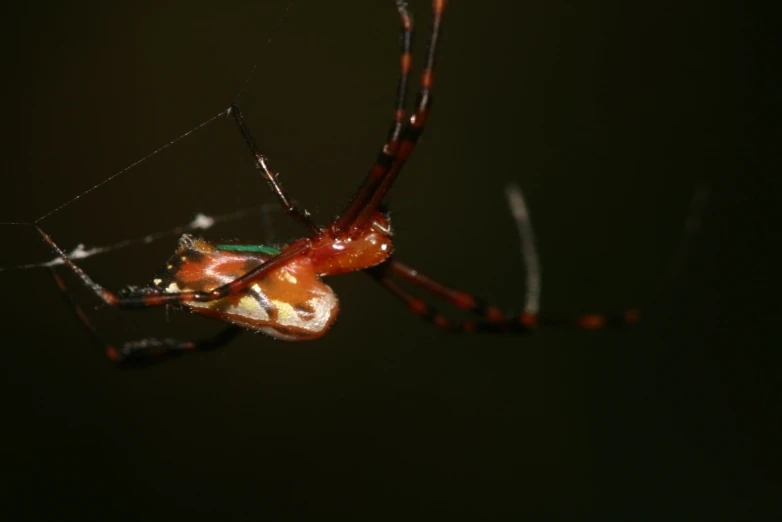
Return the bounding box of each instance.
[36,224,311,309]
[49,268,244,364]
[230,104,321,236]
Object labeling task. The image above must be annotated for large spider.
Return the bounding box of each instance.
[36,0,640,363]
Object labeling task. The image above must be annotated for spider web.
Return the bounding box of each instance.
[0,205,283,272]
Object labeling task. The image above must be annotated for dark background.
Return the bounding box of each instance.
[1,1,776,520]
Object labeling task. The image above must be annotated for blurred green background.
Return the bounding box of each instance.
[1,1,775,520]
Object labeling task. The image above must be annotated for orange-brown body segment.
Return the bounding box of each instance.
[315,212,393,276]
[152,235,339,341]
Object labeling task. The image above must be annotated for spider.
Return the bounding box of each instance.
[34,0,641,364]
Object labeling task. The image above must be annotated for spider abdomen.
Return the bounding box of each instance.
[152,235,339,341]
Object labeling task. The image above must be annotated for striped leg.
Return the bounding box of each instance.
[230,105,321,236]
[368,180,712,335]
[370,259,640,334]
[332,0,446,236]
[370,268,532,333]
[367,179,639,334]
[367,179,543,332]
[49,268,242,364]
[36,224,312,309]
[388,1,415,146]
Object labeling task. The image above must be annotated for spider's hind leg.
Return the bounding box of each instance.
[49,268,242,364]
[370,256,640,334]
[368,182,640,334]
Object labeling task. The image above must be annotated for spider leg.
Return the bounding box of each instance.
[229,105,322,236]
[504,182,541,315]
[385,1,415,147]
[366,179,639,333]
[369,259,639,334]
[36,224,312,309]
[116,326,242,365]
[370,268,531,333]
[332,0,445,236]
[370,181,709,335]
[49,268,242,364]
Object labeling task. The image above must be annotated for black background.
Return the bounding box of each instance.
[1,1,777,520]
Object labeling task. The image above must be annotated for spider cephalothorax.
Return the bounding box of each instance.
[310,211,394,276]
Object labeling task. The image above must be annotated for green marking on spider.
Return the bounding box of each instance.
[216,244,282,255]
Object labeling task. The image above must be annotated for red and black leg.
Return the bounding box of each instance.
[369,259,640,334]
[369,180,710,336]
[49,268,243,364]
[366,180,639,334]
[36,224,311,310]
[230,105,321,236]
[228,1,417,238]
[332,0,446,236]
